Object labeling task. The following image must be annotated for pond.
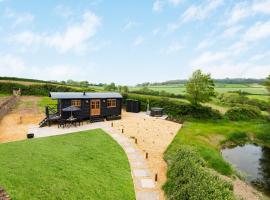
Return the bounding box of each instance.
[221,144,270,196]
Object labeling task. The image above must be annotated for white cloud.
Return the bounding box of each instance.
[133,36,144,46]
[196,38,213,50]
[182,0,224,23]
[253,0,270,14]
[152,28,160,35]
[167,0,224,32]
[0,54,26,76]
[122,21,140,31]
[168,0,182,6]
[243,21,270,42]
[4,8,34,27]
[163,42,183,54]
[191,51,229,67]
[191,50,270,79]
[226,0,270,25]
[54,5,73,18]
[221,25,243,38]
[249,51,270,61]
[9,11,101,54]
[153,0,163,12]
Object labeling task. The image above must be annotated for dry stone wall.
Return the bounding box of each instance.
[0,96,18,120]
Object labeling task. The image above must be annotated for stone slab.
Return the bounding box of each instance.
[133,169,149,177]
[140,179,155,189]
[137,191,159,200]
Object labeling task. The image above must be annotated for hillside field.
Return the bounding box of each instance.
[130,83,268,101]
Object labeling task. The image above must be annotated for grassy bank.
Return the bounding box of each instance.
[0,129,135,200]
[165,120,270,176]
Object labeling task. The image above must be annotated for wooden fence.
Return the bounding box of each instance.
[0,96,18,120]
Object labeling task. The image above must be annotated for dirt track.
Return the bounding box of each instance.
[0,96,44,143]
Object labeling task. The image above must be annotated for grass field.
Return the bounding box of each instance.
[165,120,270,176]
[131,83,268,96]
[0,129,135,200]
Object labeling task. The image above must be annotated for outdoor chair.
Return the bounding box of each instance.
[58,118,66,128]
[76,116,84,126]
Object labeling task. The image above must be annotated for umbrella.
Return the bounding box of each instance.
[62,106,80,118]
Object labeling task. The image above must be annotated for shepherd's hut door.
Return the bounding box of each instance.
[90,100,101,116]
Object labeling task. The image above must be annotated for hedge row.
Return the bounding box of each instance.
[163,145,235,200]
[225,105,262,121]
[129,89,185,99]
[124,93,222,120]
[218,93,269,111]
[0,82,96,96]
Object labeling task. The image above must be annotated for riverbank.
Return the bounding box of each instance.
[165,119,270,199]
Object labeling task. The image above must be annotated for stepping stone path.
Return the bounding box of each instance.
[103,127,159,200]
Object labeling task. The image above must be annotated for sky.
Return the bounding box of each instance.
[0,0,269,85]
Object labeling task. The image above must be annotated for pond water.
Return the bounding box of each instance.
[221,144,270,196]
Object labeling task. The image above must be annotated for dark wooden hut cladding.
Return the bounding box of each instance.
[49,92,122,120]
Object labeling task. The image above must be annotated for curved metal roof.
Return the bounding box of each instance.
[50,92,122,99]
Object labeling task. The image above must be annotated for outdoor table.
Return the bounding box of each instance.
[66,117,77,128]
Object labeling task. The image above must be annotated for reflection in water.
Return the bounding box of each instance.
[222,144,270,196]
[257,147,270,195]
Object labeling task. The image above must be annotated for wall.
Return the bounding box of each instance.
[0,96,18,120]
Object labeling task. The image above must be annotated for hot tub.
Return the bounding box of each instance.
[150,107,163,117]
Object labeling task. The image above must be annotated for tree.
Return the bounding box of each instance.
[104,82,117,91]
[185,70,215,105]
[265,75,270,93]
[122,86,129,93]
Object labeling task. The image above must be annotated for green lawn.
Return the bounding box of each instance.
[0,93,10,97]
[165,120,270,176]
[0,129,135,200]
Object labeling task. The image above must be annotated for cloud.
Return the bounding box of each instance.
[190,50,270,78]
[221,25,243,38]
[243,21,270,42]
[122,20,140,31]
[226,0,270,25]
[54,5,73,18]
[191,51,229,67]
[167,0,224,32]
[9,11,101,54]
[0,54,26,76]
[168,0,182,6]
[153,0,163,12]
[152,28,160,35]
[249,51,270,61]
[182,0,224,23]
[196,38,213,50]
[133,36,144,46]
[163,42,183,54]
[4,8,34,27]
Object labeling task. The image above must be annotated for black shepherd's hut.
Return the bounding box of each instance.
[49,92,122,121]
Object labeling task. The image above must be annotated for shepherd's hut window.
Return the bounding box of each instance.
[107,99,116,108]
[71,100,81,107]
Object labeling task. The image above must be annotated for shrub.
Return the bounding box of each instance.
[218,93,270,111]
[225,105,261,121]
[0,82,97,96]
[163,145,235,200]
[226,131,248,144]
[125,93,222,120]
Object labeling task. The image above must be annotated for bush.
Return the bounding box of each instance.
[125,93,222,120]
[163,145,235,200]
[218,93,270,111]
[226,131,248,144]
[0,82,97,96]
[225,105,261,121]
[130,87,185,99]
